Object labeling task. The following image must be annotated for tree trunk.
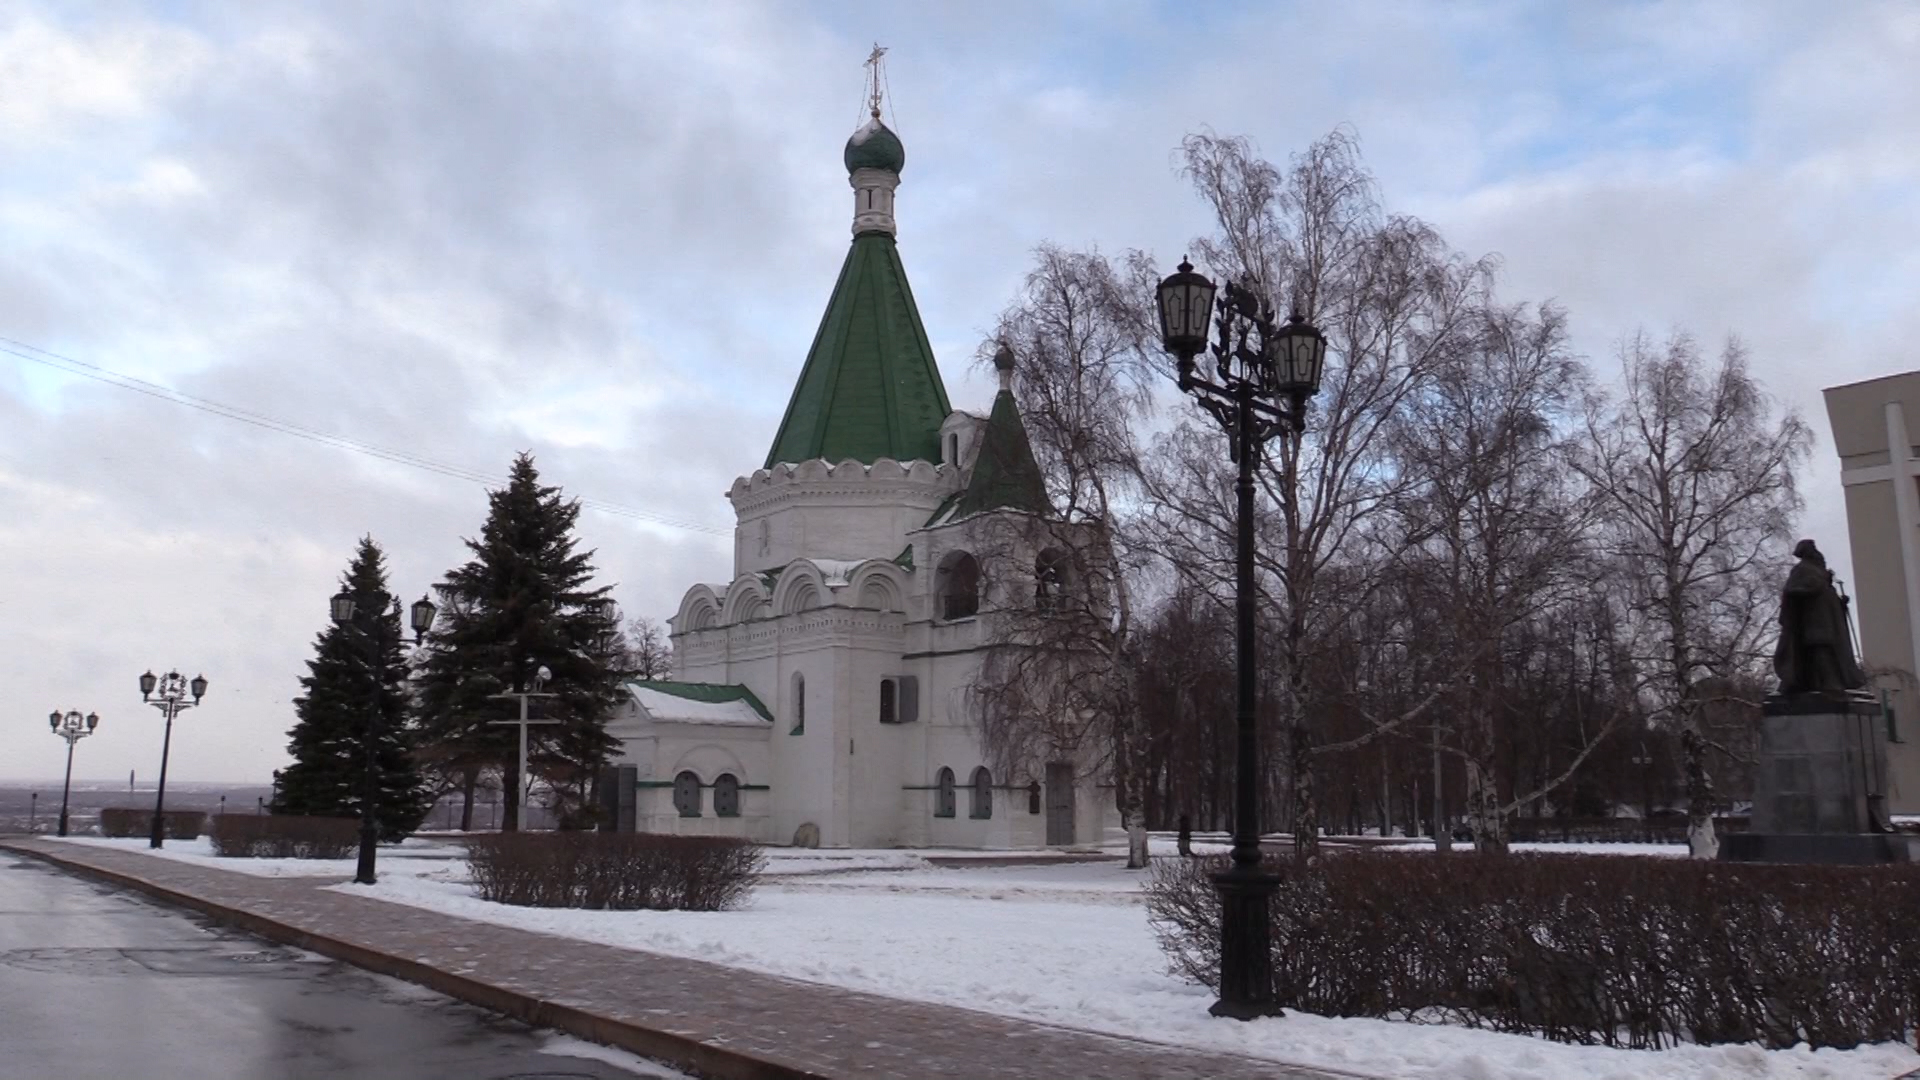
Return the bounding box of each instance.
[1126,808,1149,869]
[1466,757,1509,855]
[458,767,477,832]
[502,758,522,833]
[1682,723,1718,859]
[1290,718,1319,868]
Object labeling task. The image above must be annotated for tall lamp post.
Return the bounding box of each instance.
[330,588,438,886]
[48,709,101,837]
[1156,258,1327,1019]
[140,670,207,849]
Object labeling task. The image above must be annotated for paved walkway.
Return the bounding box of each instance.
[3,839,1353,1080]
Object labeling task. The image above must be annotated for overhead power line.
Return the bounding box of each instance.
[0,335,731,537]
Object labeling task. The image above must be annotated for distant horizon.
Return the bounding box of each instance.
[0,777,275,789]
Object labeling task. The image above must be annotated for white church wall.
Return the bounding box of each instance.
[729,461,958,575]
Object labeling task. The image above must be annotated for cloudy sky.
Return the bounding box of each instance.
[4,0,1916,784]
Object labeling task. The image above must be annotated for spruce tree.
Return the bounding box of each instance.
[413,453,626,831]
[275,537,432,839]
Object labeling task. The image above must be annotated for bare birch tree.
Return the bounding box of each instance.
[1384,301,1602,853]
[1143,129,1494,867]
[970,244,1160,868]
[1571,333,1811,858]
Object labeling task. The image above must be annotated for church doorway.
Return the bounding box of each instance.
[1044,763,1075,846]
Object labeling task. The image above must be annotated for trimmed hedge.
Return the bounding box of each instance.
[1146,852,1920,1050]
[466,832,765,911]
[99,807,207,839]
[210,814,359,858]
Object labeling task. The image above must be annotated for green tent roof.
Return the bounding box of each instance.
[764,233,952,469]
[952,389,1049,519]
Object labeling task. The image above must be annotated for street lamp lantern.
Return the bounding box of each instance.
[1272,312,1329,396]
[189,674,208,702]
[86,712,99,731]
[139,670,158,700]
[1156,257,1327,1021]
[1156,258,1218,374]
[409,594,438,640]
[331,589,358,626]
[49,710,60,730]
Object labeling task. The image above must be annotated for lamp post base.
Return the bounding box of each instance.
[1210,865,1283,1020]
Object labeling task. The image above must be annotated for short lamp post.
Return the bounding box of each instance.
[48,709,101,837]
[330,588,438,886]
[489,666,559,833]
[140,670,207,849]
[1156,258,1327,1020]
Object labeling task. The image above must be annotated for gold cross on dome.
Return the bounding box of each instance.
[865,43,888,118]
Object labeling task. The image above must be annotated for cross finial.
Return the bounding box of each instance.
[865,43,888,119]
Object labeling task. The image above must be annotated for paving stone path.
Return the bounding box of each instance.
[3,839,1357,1080]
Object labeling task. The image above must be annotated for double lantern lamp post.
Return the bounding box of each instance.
[1155,258,1327,1019]
[48,709,100,837]
[139,670,208,849]
[329,588,438,886]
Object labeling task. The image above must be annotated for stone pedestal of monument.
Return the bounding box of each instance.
[1721,694,1920,864]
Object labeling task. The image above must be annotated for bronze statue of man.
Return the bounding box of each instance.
[1772,539,1868,696]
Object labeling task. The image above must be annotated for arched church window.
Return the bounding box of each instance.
[970,767,992,820]
[938,551,980,620]
[934,767,956,818]
[713,774,740,818]
[947,433,959,464]
[791,672,805,735]
[1035,549,1069,612]
[673,771,702,817]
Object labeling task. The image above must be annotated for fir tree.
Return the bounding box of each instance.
[274,537,432,839]
[413,453,626,830]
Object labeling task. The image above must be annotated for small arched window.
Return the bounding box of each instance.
[934,767,956,818]
[1028,781,1042,815]
[673,771,702,817]
[939,552,980,621]
[791,672,805,735]
[1035,549,1068,612]
[713,774,740,818]
[970,767,993,820]
[880,679,896,724]
[947,433,959,464]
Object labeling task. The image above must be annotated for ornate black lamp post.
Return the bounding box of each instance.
[330,588,437,885]
[140,670,207,849]
[1156,258,1327,1019]
[48,709,100,837]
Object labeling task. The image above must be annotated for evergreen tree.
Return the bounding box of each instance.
[274,537,433,839]
[413,453,626,831]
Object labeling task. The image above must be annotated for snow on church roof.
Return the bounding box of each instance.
[626,680,772,726]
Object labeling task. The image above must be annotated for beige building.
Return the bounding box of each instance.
[1823,373,1920,813]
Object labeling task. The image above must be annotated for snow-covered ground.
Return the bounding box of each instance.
[333,851,1915,1080]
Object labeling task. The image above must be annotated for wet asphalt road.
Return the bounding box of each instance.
[0,852,676,1080]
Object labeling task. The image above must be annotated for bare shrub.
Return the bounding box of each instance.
[98,808,207,839]
[1145,852,1920,1050]
[210,814,359,858]
[465,833,764,911]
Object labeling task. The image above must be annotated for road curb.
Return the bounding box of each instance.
[2,841,819,1080]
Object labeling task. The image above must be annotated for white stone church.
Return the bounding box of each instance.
[598,107,1118,849]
